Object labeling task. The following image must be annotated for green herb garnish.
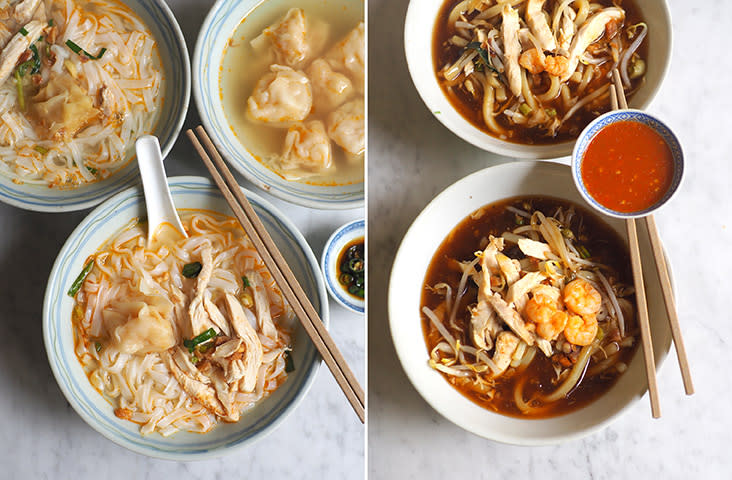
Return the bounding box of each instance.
[14,69,24,111]
[19,27,28,36]
[577,245,591,259]
[87,166,98,175]
[183,328,217,353]
[65,39,106,60]
[34,145,49,155]
[68,259,94,297]
[95,342,102,352]
[182,261,202,278]
[242,276,250,289]
[48,19,54,27]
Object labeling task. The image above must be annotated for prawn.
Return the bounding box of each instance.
[563,278,601,316]
[564,314,598,346]
[524,294,567,341]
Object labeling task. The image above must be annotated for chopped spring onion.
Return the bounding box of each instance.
[577,245,591,259]
[19,27,28,36]
[242,276,250,288]
[545,107,557,117]
[284,350,295,373]
[561,228,575,240]
[48,19,54,27]
[95,342,102,352]
[67,259,94,297]
[65,39,106,60]
[14,70,24,111]
[34,146,48,155]
[182,261,202,278]
[183,328,217,352]
[519,103,532,116]
[190,354,200,364]
[87,166,98,175]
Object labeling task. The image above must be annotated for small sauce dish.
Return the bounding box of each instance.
[571,109,684,219]
[321,219,365,314]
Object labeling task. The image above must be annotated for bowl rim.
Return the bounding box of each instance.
[0,0,191,213]
[388,161,672,445]
[42,175,329,460]
[571,108,685,219]
[321,218,366,314]
[403,0,674,159]
[192,0,365,210]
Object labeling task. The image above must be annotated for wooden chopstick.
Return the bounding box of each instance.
[613,69,694,396]
[186,126,365,423]
[644,216,694,394]
[611,69,661,417]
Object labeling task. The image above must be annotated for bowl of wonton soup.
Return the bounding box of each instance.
[0,0,189,212]
[43,176,328,459]
[193,0,364,210]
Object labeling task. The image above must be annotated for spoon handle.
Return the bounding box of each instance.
[135,135,186,243]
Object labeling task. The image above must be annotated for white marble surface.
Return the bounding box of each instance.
[368,0,731,478]
[0,0,364,477]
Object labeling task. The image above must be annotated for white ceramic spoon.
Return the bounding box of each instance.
[135,135,187,246]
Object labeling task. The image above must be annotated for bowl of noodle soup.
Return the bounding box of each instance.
[0,0,189,212]
[44,176,328,459]
[404,0,672,159]
[193,0,365,210]
[389,162,673,444]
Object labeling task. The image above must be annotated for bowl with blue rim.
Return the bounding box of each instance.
[0,0,190,212]
[321,219,365,314]
[43,175,328,459]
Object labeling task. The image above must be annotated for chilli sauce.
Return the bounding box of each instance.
[581,121,674,213]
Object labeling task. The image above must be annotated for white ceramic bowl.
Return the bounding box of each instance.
[404,0,672,159]
[572,109,684,219]
[388,162,672,445]
[193,0,364,210]
[43,176,328,459]
[321,219,365,314]
[0,0,190,212]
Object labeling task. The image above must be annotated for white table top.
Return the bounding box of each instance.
[0,0,364,476]
[368,0,730,477]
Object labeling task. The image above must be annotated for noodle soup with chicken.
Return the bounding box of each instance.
[421,196,638,418]
[433,0,648,144]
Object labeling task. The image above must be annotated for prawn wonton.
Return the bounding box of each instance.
[220,0,364,184]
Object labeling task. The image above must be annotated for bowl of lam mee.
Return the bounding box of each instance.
[0,0,189,212]
[404,0,672,158]
[388,162,673,444]
[43,176,328,459]
[193,0,365,210]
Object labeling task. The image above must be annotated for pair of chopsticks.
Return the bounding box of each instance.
[610,70,694,418]
[186,126,365,423]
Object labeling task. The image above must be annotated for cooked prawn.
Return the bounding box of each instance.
[564,314,598,346]
[524,295,567,341]
[536,310,568,341]
[563,278,601,316]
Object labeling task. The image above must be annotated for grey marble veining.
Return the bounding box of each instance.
[368,0,731,478]
[0,0,364,477]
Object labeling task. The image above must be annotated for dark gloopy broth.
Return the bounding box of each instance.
[421,196,638,418]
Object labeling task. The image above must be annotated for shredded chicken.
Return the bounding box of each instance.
[562,7,625,81]
[0,20,44,85]
[526,0,557,51]
[500,4,522,97]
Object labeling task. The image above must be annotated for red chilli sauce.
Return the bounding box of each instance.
[581,121,674,213]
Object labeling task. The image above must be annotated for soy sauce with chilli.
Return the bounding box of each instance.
[338,237,364,299]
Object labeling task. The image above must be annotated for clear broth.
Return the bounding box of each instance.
[220,0,364,186]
